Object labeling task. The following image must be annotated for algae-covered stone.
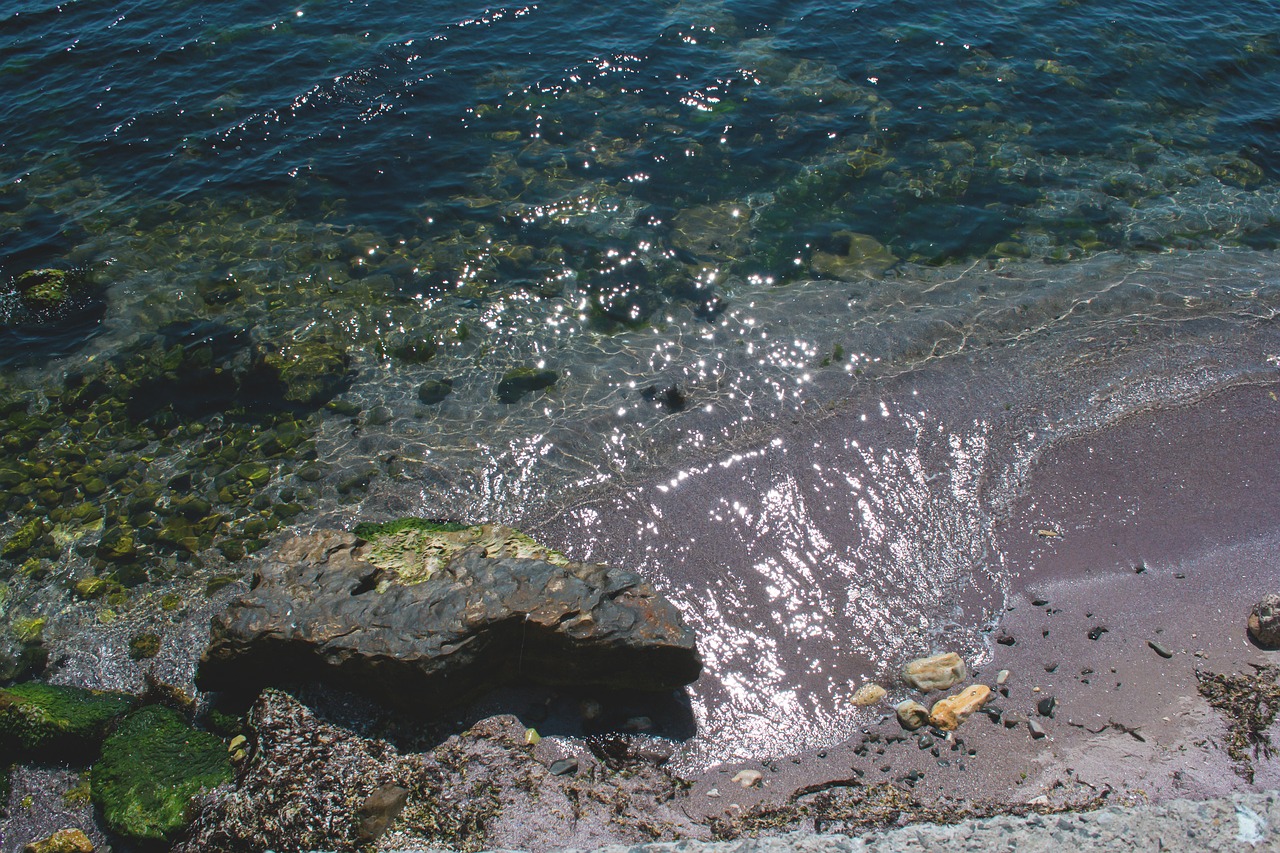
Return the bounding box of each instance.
[21,828,94,853]
[254,338,351,408]
[14,269,71,311]
[810,231,896,279]
[356,519,568,584]
[496,367,557,403]
[0,682,135,758]
[4,518,47,558]
[91,705,232,843]
[128,632,161,661]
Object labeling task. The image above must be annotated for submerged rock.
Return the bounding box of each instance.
[21,828,94,853]
[901,652,967,692]
[496,367,558,403]
[196,525,702,706]
[1248,593,1280,648]
[91,705,232,843]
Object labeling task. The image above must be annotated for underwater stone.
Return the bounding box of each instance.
[14,269,70,310]
[496,368,557,404]
[3,518,47,558]
[196,527,701,708]
[21,828,94,853]
[253,338,352,408]
[417,378,453,405]
[91,705,232,844]
[0,681,135,758]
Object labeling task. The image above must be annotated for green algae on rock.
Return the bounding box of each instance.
[91,705,232,843]
[0,682,135,758]
[356,520,568,585]
[254,337,352,408]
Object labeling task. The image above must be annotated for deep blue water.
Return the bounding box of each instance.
[4,0,1280,773]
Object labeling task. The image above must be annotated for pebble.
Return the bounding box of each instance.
[705,788,721,798]
[996,669,1010,685]
[1004,712,1027,729]
[852,683,888,706]
[1088,626,1109,640]
[356,785,410,844]
[549,758,579,776]
[1247,593,1280,648]
[1148,640,1174,659]
[732,769,763,788]
[1028,719,1048,739]
[1037,696,1057,718]
[895,699,932,731]
[901,652,967,692]
[929,684,992,731]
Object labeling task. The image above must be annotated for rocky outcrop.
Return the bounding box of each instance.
[196,525,701,706]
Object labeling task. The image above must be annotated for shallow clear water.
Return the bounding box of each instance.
[3,0,1280,768]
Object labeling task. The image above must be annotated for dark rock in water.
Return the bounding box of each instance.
[1248,593,1280,648]
[417,377,453,405]
[196,526,702,706]
[357,783,410,843]
[640,383,687,412]
[246,336,352,408]
[496,368,557,404]
[91,705,232,843]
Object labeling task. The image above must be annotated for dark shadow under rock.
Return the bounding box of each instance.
[195,528,702,709]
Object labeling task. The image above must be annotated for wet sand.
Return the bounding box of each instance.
[666,381,1280,825]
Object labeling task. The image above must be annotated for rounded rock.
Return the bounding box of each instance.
[1247,593,1280,648]
[851,683,887,707]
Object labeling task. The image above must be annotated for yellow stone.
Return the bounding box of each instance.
[901,652,967,692]
[928,684,991,731]
[23,828,94,853]
[851,683,887,706]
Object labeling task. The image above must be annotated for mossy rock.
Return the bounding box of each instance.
[355,519,568,584]
[3,517,47,558]
[0,682,136,759]
[91,705,232,843]
[14,269,71,310]
[255,338,351,408]
[495,367,557,403]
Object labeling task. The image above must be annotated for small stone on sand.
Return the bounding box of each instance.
[1247,593,1280,648]
[852,683,888,706]
[732,769,763,788]
[901,652,967,692]
[896,700,931,731]
[929,684,991,731]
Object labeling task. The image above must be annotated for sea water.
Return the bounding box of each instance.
[3,0,1280,768]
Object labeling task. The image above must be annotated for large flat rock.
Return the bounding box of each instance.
[196,527,701,705]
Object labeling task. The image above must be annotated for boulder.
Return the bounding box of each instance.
[196,524,701,706]
[91,705,232,843]
[1247,593,1280,648]
[901,652,966,692]
[928,684,991,731]
[0,682,135,759]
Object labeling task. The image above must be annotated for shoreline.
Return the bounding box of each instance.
[4,365,1279,852]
